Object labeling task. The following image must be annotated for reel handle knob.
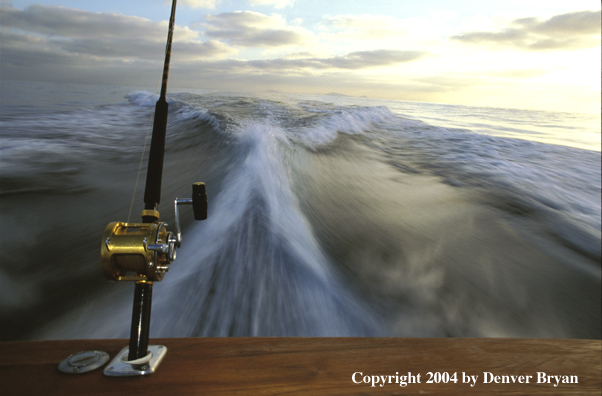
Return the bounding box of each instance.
[192,182,207,220]
[174,182,207,248]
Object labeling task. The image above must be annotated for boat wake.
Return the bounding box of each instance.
[1,89,599,340]
[36,116,383,338]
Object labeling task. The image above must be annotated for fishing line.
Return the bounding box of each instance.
[127,103,157,224]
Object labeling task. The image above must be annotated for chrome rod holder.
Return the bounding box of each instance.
[104,345,167,377]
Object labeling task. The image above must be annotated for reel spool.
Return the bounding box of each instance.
[101,221,174,282]
[100,182,207,283]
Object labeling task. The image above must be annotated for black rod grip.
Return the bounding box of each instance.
[128,282,153,361]
[143,98,168,209]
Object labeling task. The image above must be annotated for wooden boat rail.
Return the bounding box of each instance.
[1,337,600,395]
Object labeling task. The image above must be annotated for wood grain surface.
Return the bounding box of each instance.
[1,338,600,395]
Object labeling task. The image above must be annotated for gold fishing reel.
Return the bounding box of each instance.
[101,182,207,283]
[101,221,175,282]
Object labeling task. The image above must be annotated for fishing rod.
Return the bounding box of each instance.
[95,0,206,376]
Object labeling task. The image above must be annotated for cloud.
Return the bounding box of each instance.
[0,2,423,88]
[0,3,238,85]
[451,10,601,51]
[314,49,427,69]
[0,4,236,64]
[0,3,196,41]
[515,10,601,35]
[178,0,219,9]
[203,11,314,47]
[284,51,316,59]
[191,49,427,74]
[247,0,295,9]
[323,14,408,39]
[174,40,237,60]
[494,69,549,79]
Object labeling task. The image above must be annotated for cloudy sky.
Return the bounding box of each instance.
[1,0,600,113]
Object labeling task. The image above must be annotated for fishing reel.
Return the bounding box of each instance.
[61,0,198,378]
[101,182,207,283]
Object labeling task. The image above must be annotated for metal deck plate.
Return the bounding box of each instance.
[103,345,167,377]
[58,350,110,374]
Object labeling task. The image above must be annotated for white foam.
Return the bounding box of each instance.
[387,122,601,257]
[149,120,380,336]
[126,91,161,107]
[292,105,397,147]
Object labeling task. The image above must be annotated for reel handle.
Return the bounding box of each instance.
[174,182,207,247]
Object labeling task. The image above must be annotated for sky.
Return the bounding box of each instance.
[0,0,600,113]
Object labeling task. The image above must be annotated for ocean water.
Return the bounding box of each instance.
[0,81,600,340]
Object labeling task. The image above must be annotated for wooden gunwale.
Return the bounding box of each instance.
[1,337,600,395]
